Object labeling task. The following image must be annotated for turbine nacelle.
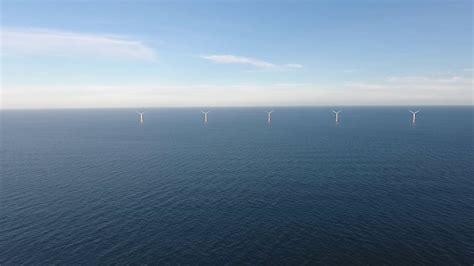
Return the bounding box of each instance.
[409,110,420,124]
[332,110,342,123]
[201,111,210,123]
[136,111,145,123]
[266,110,274,123]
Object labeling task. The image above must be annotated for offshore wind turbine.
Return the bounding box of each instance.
[266,110,274,123]
[332,110,342,123]
[201,111,210,123]
[136,111,144,124]
[409,110,420,124]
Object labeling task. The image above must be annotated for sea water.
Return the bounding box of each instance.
[1,107,472,264]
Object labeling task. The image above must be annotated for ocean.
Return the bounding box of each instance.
[1,107,473,264]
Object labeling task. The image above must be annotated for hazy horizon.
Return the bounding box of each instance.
[0,104,474,111]
[2,104,473,111]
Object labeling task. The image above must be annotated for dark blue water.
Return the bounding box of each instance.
[1,107,473,264]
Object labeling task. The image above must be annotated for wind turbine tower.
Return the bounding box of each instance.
[201,111,210,123]
[266,110,274,123]
[332,110,342,123]
[137,111,144,124]
[409,110,420,124]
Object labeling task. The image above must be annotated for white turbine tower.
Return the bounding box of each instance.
[332,110,342,123]
[266,110,274,123]
[409,110,420,124]
[136,111,145,124]
[201,111,210,123]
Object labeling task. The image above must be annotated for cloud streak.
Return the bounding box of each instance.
[1,28,157,61]
[200,54,302,70]
[200,54,275,68]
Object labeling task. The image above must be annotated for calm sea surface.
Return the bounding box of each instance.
[1,107,473,264]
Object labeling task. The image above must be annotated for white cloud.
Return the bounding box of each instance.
[200,54,275,68]
[1,27,157,61]
[200,54,302,70]
[285,63,303,69]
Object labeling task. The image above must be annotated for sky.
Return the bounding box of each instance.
[1,0,472,109]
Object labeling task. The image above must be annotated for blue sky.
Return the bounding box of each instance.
[1,0,472,108]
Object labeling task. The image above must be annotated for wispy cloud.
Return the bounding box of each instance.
[1,27,157,61]
[285,63,303,69]
[199,54,302,70]
[200,54,275,68]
